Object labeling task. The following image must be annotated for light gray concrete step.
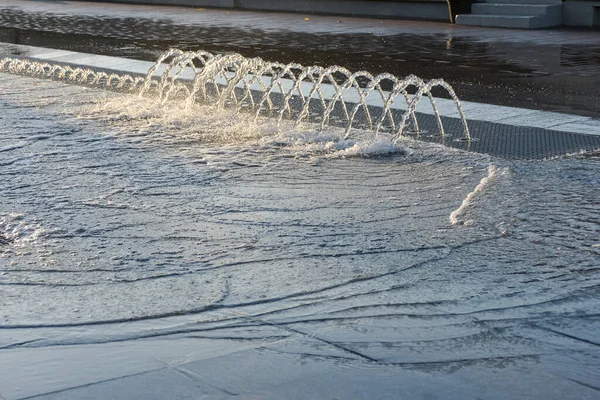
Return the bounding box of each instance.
[482,0,562,4]
[472,3,560,16]
[456,14,536,28]
[455,13,560,28]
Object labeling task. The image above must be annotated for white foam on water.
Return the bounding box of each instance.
[335,138,405,157]
[77,95,274,144]
[75,94,415,158]
[256,128,409,157]
[0,213,44,250]
[555,148,600,160]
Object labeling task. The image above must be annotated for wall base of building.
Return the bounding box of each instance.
[124,0,234,7]
[237,0,451,21]
[77,0,600,28]
[563,1,600,27]
[103,0,453,22]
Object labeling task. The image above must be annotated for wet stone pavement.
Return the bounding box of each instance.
[0,1,600,399]
[0,0,599,117]
[0,70,599,399]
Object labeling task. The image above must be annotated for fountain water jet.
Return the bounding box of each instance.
[0,49,471,143]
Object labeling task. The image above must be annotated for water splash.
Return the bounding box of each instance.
[0,49,470,143]
[449,165,500,225]
[0,213,44,249]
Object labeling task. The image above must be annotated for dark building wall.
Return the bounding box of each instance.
[93,0,457,22]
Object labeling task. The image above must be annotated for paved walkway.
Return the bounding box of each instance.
[0,0,599,43]
[1,4,600,399]
[1,69,599,400]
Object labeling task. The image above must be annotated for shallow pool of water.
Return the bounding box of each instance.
[0,73,599,399]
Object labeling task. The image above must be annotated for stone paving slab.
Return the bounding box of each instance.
[1,71,599,400]
[5,332,596,400]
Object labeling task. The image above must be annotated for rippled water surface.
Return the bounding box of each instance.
[1,74,599,399]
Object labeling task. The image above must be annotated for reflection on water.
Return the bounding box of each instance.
[0,7,599,116]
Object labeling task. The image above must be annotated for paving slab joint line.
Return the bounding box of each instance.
[226,309,381,363]
[16,368,169,400]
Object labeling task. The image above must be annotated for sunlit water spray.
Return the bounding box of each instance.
[0,50,494,228]
[0,213,44,253]
[0,49,470,144]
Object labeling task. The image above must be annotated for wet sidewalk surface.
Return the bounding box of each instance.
[1,74,600,400]
[0,0,599,117]
[1,3,600,399]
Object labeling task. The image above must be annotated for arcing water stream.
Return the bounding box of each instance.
[0,48,470,143]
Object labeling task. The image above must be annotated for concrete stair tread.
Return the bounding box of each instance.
[473,3,561,13]
[456,0,562,29]
[477,4,559,8]
[482,0,561,4]
[462,14,537,18]
[455,13,561,28]
[471,3,560,16]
